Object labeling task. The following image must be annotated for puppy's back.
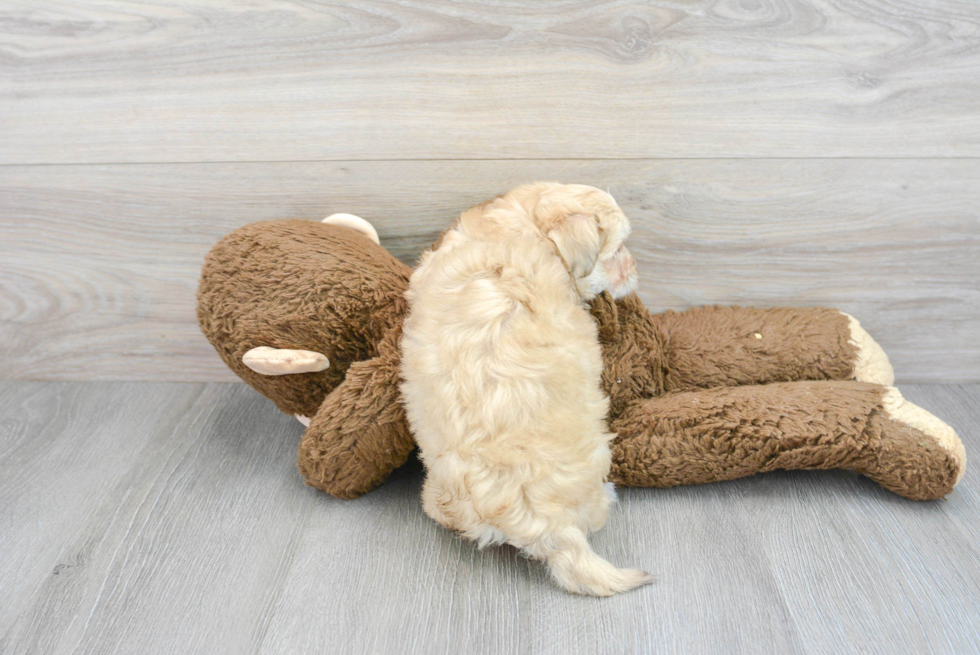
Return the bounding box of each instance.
[402,225,606,454]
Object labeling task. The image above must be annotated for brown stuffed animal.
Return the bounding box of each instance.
[197,214,966,502]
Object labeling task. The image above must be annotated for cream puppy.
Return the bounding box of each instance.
[400,183,651,596]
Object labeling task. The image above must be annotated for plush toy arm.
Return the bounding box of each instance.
[652,306,893,391]
[608,380,964,500]
[296,331,414,500]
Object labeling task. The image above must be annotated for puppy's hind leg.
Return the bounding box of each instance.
[526,527,654,597]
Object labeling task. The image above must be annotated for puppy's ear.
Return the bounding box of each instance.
[544,212,601,278]
[529,186,602,277]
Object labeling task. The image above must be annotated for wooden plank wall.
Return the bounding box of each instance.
[1,1,978,382]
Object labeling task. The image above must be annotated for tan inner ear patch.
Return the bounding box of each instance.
[322,213,381,245]
[242,346,330,376]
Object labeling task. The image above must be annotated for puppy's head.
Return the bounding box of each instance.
[523,183,638,301]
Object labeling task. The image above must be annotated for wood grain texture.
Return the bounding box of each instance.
[2,159,978,382]
[0,381,318,654]
[1,0,979,163]
[0,381,977,654]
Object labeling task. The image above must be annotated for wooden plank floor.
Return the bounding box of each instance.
[1,381,977,654]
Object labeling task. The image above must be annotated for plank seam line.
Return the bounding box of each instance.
[2,156,980,168]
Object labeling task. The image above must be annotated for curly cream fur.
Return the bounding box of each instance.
[400,183,650,596]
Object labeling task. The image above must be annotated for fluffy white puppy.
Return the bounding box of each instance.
[400,182,652,596]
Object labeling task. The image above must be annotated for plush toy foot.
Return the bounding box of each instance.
[322,213,380,245]
[843,313,894,385]
[858,387,967,500]
[241,346,330,376]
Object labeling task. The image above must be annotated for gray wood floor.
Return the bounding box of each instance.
[1,381,977,654]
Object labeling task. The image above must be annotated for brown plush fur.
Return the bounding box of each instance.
[197,220,409,418]
[609,380,959,500]
[197,220,963,501]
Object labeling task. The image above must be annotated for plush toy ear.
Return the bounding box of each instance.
[545,212,602,278]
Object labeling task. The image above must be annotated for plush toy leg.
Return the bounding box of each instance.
[296,340,414,499]
[608,380,964,500]
[842,313,894,385]
[867,387,967,495]
[650,305,888,389]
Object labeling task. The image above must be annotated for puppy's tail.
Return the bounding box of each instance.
[529,527,654,597]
